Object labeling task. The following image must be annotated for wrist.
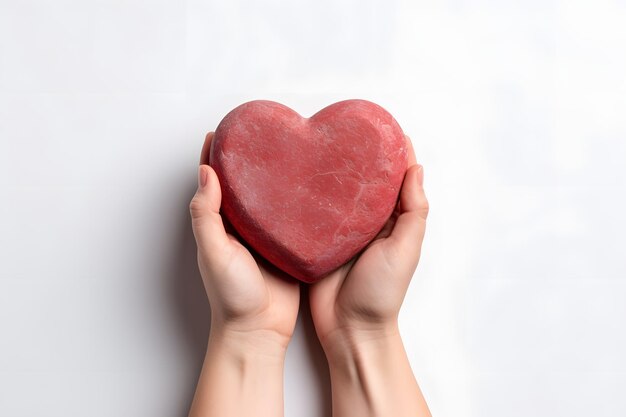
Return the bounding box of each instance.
[209,323,290,359]
[191,322,287,417]
[319,320,401,362]
[324,327,404,383]
[321,323,429,417]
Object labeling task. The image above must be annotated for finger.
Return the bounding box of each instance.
[384,164,429,255]
[189,164,230,253]
[200,132,215,165]
[370,132,413,242]
[400,164,428,217]
[405,134,417,167]
[373,210,398,241]
[372,133,415,242]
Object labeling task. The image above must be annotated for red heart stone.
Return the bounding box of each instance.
[210,100,408,283]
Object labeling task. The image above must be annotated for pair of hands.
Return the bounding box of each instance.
[189,132,429,358]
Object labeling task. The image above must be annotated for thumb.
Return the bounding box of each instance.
[189,164,230,253]
[384,164,429,259]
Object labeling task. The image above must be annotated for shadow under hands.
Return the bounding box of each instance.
[299,285,333,417]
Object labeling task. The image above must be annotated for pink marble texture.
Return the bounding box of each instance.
[210,99,408,283]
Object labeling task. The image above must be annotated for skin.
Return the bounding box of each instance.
[309,134,431,417]
[188,132,430,417]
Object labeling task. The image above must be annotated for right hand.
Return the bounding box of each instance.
[309,134,429,353]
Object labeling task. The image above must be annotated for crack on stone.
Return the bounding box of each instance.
[308,170,344,183]
[331,182,372,244]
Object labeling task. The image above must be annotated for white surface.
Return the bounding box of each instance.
[1,1,625,416]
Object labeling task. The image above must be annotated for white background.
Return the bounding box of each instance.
[1,1,625,416]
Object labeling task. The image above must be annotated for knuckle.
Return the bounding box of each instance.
[419,197,429,219]
[189,196,204,219]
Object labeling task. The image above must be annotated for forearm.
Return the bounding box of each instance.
[323,326,431,417]
[188,328,287,417]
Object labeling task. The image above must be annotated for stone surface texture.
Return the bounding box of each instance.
[210,99,408,283]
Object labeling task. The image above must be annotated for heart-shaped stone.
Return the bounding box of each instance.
[210,100,408,283]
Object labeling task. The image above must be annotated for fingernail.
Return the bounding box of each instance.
[416,165,424,186]
[198,165,208,188]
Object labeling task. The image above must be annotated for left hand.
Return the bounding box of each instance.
[189,132,300,350]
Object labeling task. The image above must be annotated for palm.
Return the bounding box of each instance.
[199,227,300,341]
[338,239,406,317]
[309,231,409,341]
